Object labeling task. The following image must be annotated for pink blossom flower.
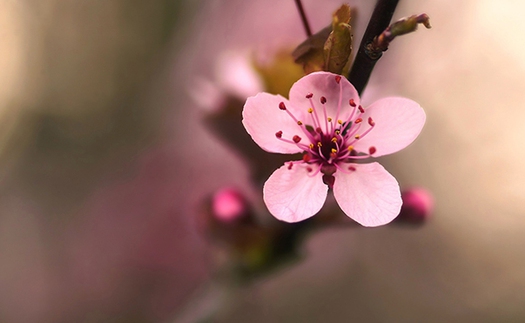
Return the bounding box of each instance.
[242,72,426,226]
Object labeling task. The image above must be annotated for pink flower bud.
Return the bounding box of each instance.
[396,187,434,224]
[211,187,247,222]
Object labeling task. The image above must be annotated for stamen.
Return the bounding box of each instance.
[348,166,356,171]
[345,103,358,126]
[307,96,322,129]
[335,75,341,84]
[356,121,376,140]
[293,135,302,143]
[306,164,323,177]
[354,134,361,139]
[319,96,328,131]
[345,121,362,139]
[276,137,311,151]
[306,166,313,172]
[287,162,293,170]
[327,117,332,122]
[334,140,341,152]
[317,145,325,161]
[369,146,377,155]
[368,117,375,126]
[309,143,314,149]
[303,153,311,162]
[337,120,343,125]
[333,76,344,134]
[358,105,365,113]
[349,99,356,107]
[308,108,313,113]
[331,137,337,143]
[317,142,322,147]
[330,149,337,158]
[355,118,363,124]
[347,145,354,151]
[278,102,316,142]
[333,163,355,174]
[275,131,283,138]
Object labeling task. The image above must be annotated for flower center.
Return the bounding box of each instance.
[275,75,377,176]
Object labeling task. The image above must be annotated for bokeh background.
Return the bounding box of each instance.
[1,0,525,322]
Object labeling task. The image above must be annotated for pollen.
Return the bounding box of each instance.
[327,117,332,122]
[354,134,361,139]
[309,143,314,149]
[331,148,337,153]
[331,137,337,143]
[317,142,322,147]
[347,145,354,151]
[308,108,313,113]
[337,119,343,125]
[297,121,303,125]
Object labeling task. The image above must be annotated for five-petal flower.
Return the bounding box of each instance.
[242,71,425,226]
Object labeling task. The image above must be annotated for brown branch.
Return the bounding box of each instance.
[347,0,399,94]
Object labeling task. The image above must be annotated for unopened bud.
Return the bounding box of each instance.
[211,187,248,222]
[395,187,434,225]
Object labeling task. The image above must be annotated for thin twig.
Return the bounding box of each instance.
[294,0,312,37]
[371,13,431,52]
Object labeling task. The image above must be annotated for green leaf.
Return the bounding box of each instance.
[323,4,353,74]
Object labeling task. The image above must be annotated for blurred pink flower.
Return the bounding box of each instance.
[190,51,264,111]
[242,72,425,226]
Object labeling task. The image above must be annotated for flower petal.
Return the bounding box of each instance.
[354,97,426,157]
[289,72,360,130]
[333,162,401,227]
[263,163,328,222]
[242,93,305,154]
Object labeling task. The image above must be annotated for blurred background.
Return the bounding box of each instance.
[1,0,525,322]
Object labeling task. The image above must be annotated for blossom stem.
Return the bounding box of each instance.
[294,0,312,37]
[347,0,399,95]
